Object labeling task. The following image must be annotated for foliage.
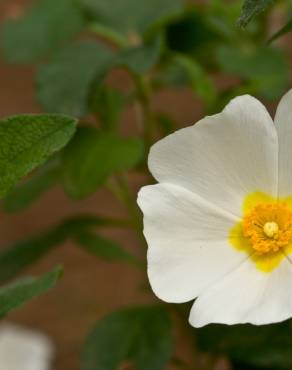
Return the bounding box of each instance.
[197,322,292,369]
[0,0,292,369]
[238,0,274,27]
[0,267,62,318]
[1,0,85,62]
[37,41,113,116]
[82,306,173,370]
[61,127,144,198]
[217,46,288,99]
[0,114,77,197]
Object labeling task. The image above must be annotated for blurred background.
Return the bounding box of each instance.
[0,0,292,369]
[0,1,202,369]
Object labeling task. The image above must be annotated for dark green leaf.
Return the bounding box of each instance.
[82,306,173,370]
[74,230,140,265]
[238,0,274,27]
[230,361,270,370]
[0,266,62,318]
[91,87,125,131]
[197,321,292,369]
[0,215,106,283]
[1,0,85,63]
[114,35,163,74]
[268,19,292,44]
[155,113,176,136]
[166,10,218,53]
[81,0,183,35]
[0,114,77,198]
[3,155,60,213]
[37,41,113,116]
[0,225,66,283]
[217,46,288,99]
[62,127,144,199]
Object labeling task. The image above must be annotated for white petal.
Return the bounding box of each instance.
[137,183,247,303]
[0,323,54,370]
[274,89,292,197]
[149,95,278,217]
[190,257,292,327]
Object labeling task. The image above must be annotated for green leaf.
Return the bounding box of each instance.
[158,54,216,105]
[174,54,216,105]
[37,41,113,116]
[155,113,176,136]
[0,266,62,319]
[91,87,125,131]
[1,0,85,63]
[114,35,163,74]
[81,0,183,36]
[197,321,292,369]
[230,361,271,370]
[238,0,274,27]
[62,127,144,199]
[0,225,66,283]
[0,215,109,283]
[166,9,218,54]
[82,306,173,370]
[3,155,60,213]
[0,114,77,198]
[217,46,288,100]
[268,19,292,44]
[74,230,141,265]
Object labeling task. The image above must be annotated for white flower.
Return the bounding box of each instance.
[0,323,54,370]
[137,90,292,327]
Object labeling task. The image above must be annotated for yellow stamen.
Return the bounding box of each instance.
[229,192,292,272]
[263,221,279,238]
[242,202,292,254]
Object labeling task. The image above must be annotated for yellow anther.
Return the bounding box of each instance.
[263,222,279,238]
[242,202,292,254]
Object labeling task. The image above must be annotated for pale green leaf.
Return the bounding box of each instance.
[0,114,77,198]
[238,0,274,27]
[62,127,144,199]
[81,0,183,35]
[37,41,113,116]
[0,267,62,318]
[1,0,85,63]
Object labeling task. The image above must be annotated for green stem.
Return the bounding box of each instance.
[133,74,155,153]
[171,357,196,370]
[88,23,129,48]
[101,217,134,228]
[90,20,153,244]
[107,174,145,246]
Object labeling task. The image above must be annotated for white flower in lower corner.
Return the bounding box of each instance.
[0,323,54,370]
[137,90,292,327]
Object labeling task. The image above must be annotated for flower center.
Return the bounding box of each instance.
[263,221,279,238]
[242,203,292,254]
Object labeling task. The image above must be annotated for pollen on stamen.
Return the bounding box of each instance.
[263,221,279,239]
[242,202,292,254]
